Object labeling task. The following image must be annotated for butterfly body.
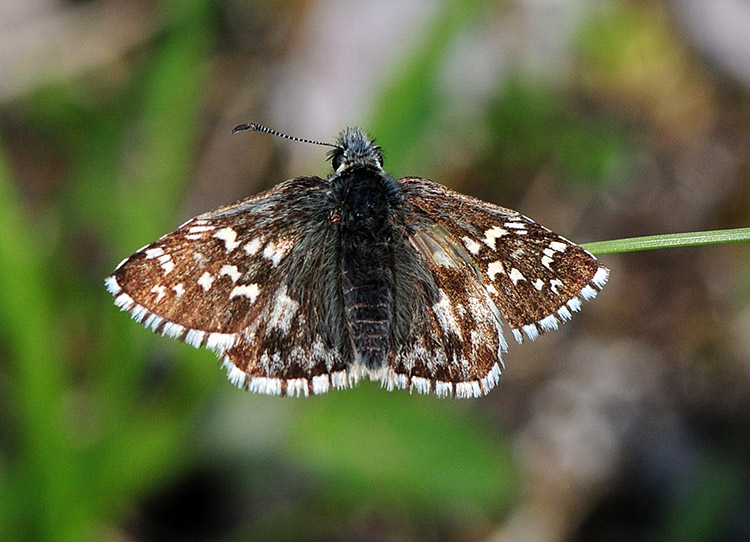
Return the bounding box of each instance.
[106,126,608,398]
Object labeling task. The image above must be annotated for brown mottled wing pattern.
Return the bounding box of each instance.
[106,176,352,397]
[398,177,609,346]
[383,224,506,398]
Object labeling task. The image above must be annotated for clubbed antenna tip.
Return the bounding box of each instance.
[232,122,338,148]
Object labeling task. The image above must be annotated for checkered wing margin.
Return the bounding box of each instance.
[399,177,609,345]
[106,176,356,397]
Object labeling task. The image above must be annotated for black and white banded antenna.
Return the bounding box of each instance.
[232,123,340,149]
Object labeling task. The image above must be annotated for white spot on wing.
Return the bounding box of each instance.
[150,284,166,301]
[550,278,563,294]
[461,236,482,255]
[145,247,164,259]
[173,283,185,297]
[504,222,528,234]
[549,241,568,252]
[262,238,294,267]
[487,261,505,281]
[244,238,262,255]
[161,260,175,274]
[483,226,508,249]
[533,278,545,290]
[213,227,240,252]
[198,271,214,291]
[187,225,215,234]
[268,286,299,333]
[509,268,526,284]
[219,264,242,282]
[156,253,174,274]
[432,289,463,340]
[230,283,260,303]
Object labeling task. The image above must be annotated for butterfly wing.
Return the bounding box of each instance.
[399,177,608,345]
[377,223,505,398]
[107,176,355,396]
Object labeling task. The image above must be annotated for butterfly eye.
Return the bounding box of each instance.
[331,150,345,171]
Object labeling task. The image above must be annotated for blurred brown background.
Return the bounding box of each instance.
[0,1,749,541]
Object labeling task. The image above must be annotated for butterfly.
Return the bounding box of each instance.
[106,123,608,398]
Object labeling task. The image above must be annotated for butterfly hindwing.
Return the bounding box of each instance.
[384,226,505,398]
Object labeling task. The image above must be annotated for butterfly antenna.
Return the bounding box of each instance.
[232,123,339,149]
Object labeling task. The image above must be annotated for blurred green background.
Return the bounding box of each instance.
[1,1,749,540]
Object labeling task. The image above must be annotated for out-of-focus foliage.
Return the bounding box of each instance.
[0,1,748,541]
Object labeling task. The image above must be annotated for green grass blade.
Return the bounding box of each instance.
[582,228,750,255]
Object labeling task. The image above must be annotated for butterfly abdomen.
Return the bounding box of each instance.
[332,169,402,370]
[341,241,393,369]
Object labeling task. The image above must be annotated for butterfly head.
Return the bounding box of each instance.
[328,127,384,173]
[232,123,384,175]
